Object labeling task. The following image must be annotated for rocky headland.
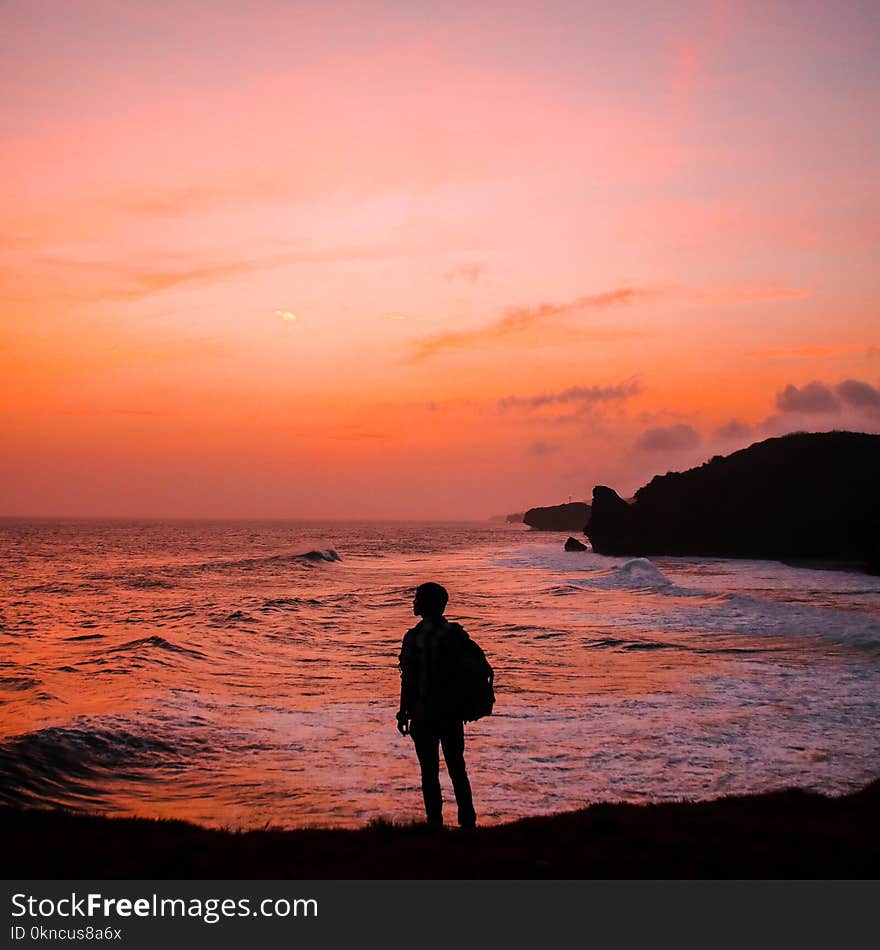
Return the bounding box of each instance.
[523,502,591,532]
[586,432,880,570]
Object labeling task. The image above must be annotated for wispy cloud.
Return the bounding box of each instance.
[102,178,286,218]
[410,288,643,361]
[498,380,641,412]
[113,261,259,299]
[668,0,735,112]
[3,237,460,306]
[2,257,261,305]
[444,262,486,284]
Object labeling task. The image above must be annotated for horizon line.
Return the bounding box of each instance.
[0,513,527,525]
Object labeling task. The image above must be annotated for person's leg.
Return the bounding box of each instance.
[440,720,476,828]
[410,719,443,826]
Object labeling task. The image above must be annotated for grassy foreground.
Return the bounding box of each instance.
[2,780,879,879]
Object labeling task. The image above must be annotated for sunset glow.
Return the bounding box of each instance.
[2,0,879,518]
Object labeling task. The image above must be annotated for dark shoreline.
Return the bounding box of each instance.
[3,779,878,879]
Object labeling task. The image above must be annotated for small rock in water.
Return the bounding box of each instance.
[564,536,587,552]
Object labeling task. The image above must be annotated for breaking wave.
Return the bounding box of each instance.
[572,558,673,591]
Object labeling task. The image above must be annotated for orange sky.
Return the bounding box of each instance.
[2,0,879,518]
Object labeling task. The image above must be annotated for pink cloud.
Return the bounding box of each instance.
[776,381,839,413]
[635,423,702,453]
[410,289,643,360]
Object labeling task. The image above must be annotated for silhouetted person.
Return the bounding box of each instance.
[397,582,491,829]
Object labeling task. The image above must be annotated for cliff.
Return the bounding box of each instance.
[586,431,880,568]
[523,502,591,532]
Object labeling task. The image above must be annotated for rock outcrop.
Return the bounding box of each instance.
[586,432,880,568]
[564,536,587,551]
[523,502,591,532]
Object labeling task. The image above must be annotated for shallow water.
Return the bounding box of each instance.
[1,518,879,828]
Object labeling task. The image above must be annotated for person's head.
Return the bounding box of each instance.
[413,582,449,618]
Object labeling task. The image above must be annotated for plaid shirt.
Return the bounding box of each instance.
[398,617,471,722]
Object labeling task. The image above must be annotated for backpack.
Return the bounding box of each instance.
[400,619,495,722]
[455,636,495,723]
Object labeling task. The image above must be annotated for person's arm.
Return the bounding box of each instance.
[397,635,411,735]
[396,678,409,735]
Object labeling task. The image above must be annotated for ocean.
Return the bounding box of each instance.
[1,518,879,829]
